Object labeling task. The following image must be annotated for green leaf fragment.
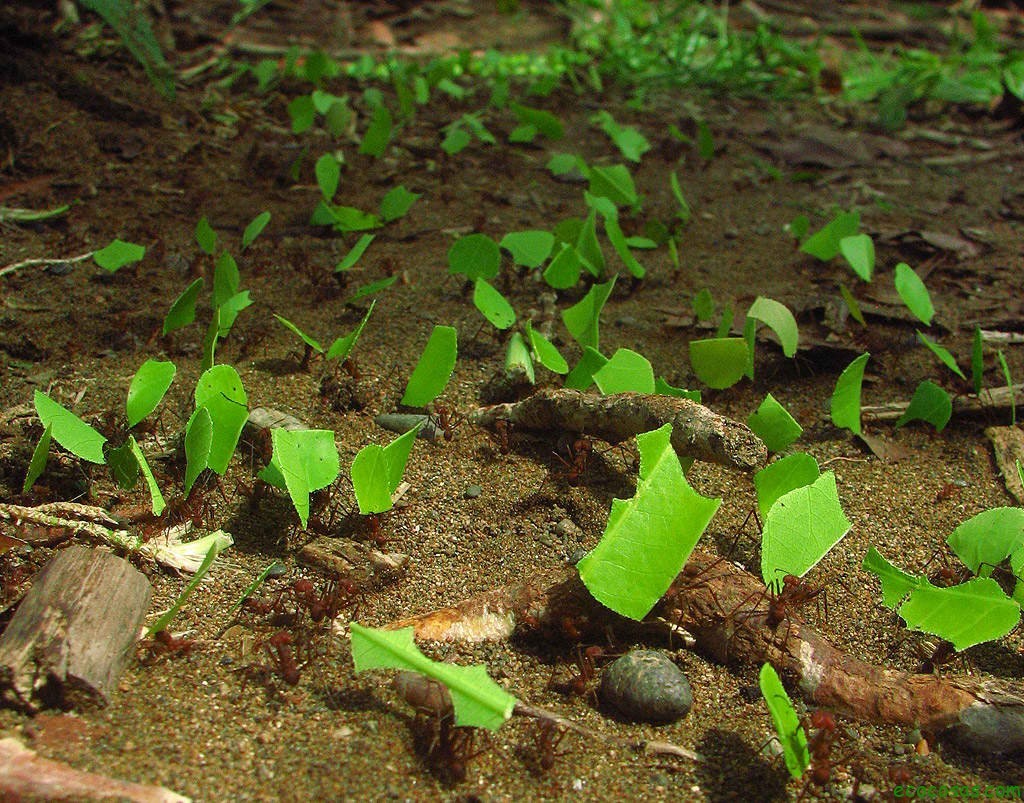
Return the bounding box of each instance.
[947,507,1024,583]
[760,471,850,588]
[895,381,952,431]
[564,347,607,391]
[894,263,934,326]
[347,275,397,303]
[839,284,866,326]
[759,663,809,780]
[315,154,341,200]
[126,359,175,428]
[603,214,645,279]
[327,301,375,362]
[448,233,501,281]
[401,326,458,407]
[754,452,820,521]
[269,428,340,529]
[562,277,616,351]
[747,394,802,453]
[473,279,516,330]
[351,424,420,515]
[351,623,516,730]
[799,211,860,262]
[578,423,721,620]
[746,297,799,357]
[274,314,324,354]
[862,547,928,608]
[525,323,568,374]
[380,185,420,222]
[128,435,165,516]
[689,338,748,390]
[107,441,139,490]
[94,239,145,272]
[971,326,984,396]
[500,231,555,269]
[335,234,375,272]
[163,278,204,335]
[543,243,583,289]
[147,532,233,636]
[195,217,217,255]
[899,578,1020,652]
[693,289,715,322]
[505,332,535,385]
[183,407,213,495]
[360,102,393,157]
[839,234,875,282]
[34,391,106,464]
[830,353,870,436]
[588,164,639,208]
[917,331,966,380]
[669,172,691,224]
[241,211,271,250]
[23,423,52,494]
[510,103,563,140]
[593,348,655,395]
[194,365,248,475]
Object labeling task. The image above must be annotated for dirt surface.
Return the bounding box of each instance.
[1,1,1023,800]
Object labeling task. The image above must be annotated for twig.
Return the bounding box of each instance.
[0,251,94,277]
[470,388,767,472]
[861,384,1024,422]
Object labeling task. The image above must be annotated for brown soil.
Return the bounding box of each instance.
[1,1,1023,800]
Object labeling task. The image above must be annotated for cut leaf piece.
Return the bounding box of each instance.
[971,326,984,396]
[895,381,951,432]
[754,452,820,520]
[351,424,420,515]
[894,263,934,325]
[839,284,866,326]
[327,301,375,361]
[689,338,748,390]
[746,297,798,357]
[401,326,458,407]
[34,391,106,464]
[106,441,139,490]
[577,423,721,620]
[862,547,928,608]
[126,359,176,428]
[194,365,248,475]
[800,211,860,262]
[542,243,583,289]
[898,578,1020,652]
[747,394,802,453]
[380,185,419,222]
[839,234,875,282]
[335,234,375,272]
[947,507,1024,585]
[564,347,607,391]
[315,154,340,200]
[917,331,966,380]
[163,278,204,335]
[587,164,638,208]
[760,471,851,588]
[195,217,217,255]
[267,428,340,529]
[128,436,165,516]
[593,348,655,395]
[22,423,52,494]
[242,211,271,250]
[830,353,870,436]
[526,323,568,375]
[473,279,516,330]
[183,407,212,495]
[94,239,146,272]
[448,234,501,281]
[562,277,616,351]
[654,377,700,402]
[505,332,535,385]
[351,623,516,730]
[510,103,563,140]
[500,230,554,269]
[759,663,809,780]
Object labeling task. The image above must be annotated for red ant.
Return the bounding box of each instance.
[532,719,568,772]
[139,629,196,665]
[549,436,593,487]
[916,638,958,674]
[728,573,827,658]
[262,629,300,685]
[488,419,513,455]
[431,405,462,442]
[549,644,605,699]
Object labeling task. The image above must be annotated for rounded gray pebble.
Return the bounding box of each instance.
[600,649,692,723]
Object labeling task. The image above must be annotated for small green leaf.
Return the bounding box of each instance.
[500,230,554,269]
[754,452,820,520]
[128,435,166,516]
[347,275,397,303]
[578,423,721,620]
[576,211,605,278]
[689,338,748,390]
[562,277,616,351]
[747,394,802,453]
[693,289,715,322]
[195,217,217,255]
[862,547,928,608]
[441,125,471,156]
[401,326,458,407]
[216,290,252,338]
[163,278,204,336]
[669,172,691,224]
[351,424,421,515]
[588,164,638,208]
[327,301,375,361]
[34,391,106,464]
[830,353,870,436]
[746,297,799,358]
[602,214,645,279]
[800,211,860,262]
[971,326,984,396]
[546,152,580,176]
[288,95,316,133]
[313,203,383,232]
[998,350,1016,426]
[241,211,271,250]
[525,322,568,375]
[510,103,563,140]
[839,284,866,326]
[509,123,538,143]
[542,243,583,289]
[315,154,341,200]
[947,507,1024,582]
[94,239,146,272]
[760,471,851,588]
[22,423,52,494]
[194,365,248,475]
[894,263,934,325]
[593,349,655,395]
[274,314,324,354]
[839,234,875,282]
[759,663,809,780]
[654,377,701,402]
[126,359,176,428]
[591,110,650,162]
[106,441,139,490]
[899,578,1021,652]
[360,102,393,157]
[268,428,340,529]
[448,233,501,281]
[473,279,516,330]
[380,185,420,223]
[917,331,966,380]
[212,252,240,310]
[895,381,952,432]
[147,532,233,634]
[786,215,809,242]
[183,407,212,495]
[351,623,516,730]
[564,347,607,391]
[335,234,375,272]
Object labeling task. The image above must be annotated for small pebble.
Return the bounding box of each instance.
[463,484,482,499]
[600,649,692,723]
[554,518,583,541]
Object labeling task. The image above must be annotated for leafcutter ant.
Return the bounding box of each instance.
[531,719,568,772]
[261,629,301,686]
[488,419,513,455]
[431,405,462,442]
[139,629,196,665]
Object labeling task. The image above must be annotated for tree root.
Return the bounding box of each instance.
[469,388,767,473]
[386,549,1024,755]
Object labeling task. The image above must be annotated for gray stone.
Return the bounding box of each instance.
[600,649,692,723]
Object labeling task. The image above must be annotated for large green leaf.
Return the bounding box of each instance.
[34,391,106,464]
[401,326,458,407]
[194,365,248,475]
[578,424,721,620]
[126,359,176,428]
[351,623,516,730]
[760,471,850,588]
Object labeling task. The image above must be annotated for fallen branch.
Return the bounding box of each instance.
[861,384,1024,423]
[0,250,94,278]
[386,550,1024,755]
[470,388,767,472]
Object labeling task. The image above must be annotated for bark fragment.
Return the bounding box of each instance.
[470,388,767,472]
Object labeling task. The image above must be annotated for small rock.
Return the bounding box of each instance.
[566,547,589,565]
[463,484,482,499]
[554,518,583,541]
[600,649,692,723]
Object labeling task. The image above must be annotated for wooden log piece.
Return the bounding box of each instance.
[0,545,152,712]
